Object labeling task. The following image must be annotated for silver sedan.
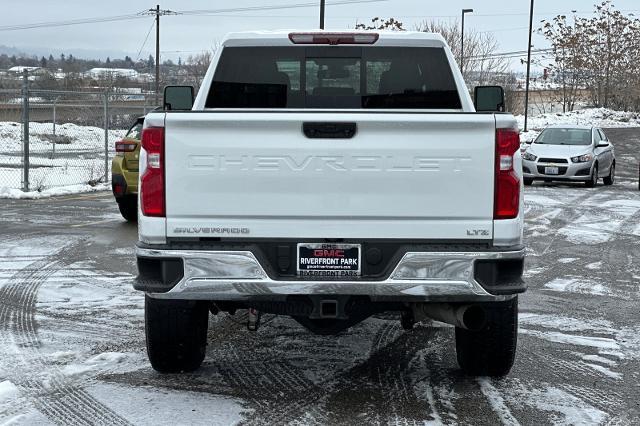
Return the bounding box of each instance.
[522,125,615,187]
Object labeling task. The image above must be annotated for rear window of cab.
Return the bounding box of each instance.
[206,46,461,109]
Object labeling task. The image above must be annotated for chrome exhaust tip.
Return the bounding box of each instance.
[414,303,487,331]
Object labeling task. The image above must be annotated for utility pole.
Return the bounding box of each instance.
[142,5,178,106]
[320,0,325,29]
[524,0,535,132]
[461,9,473,75]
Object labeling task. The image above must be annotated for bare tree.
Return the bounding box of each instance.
[540,13,589,112]
[355,17,404,31]
[185,51,214,90]
[353,18,518,111]
[414,20,509,86]
[541,1,640,112]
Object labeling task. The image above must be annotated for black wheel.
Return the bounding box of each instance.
[401,311,415,330]
[455,297,518,377]
[603,163,615,186]
[585,164,598,188]
[523,178,533,186]
[117,196,138,222]
[145,296,209,373]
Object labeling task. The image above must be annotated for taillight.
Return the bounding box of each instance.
[494,128,520,220]
[140,127,165,217]
[288,32,379,45]
[115,140,137,156]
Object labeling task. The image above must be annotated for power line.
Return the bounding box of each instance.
[0,0,387,32]
[136,19,156,61]
[0,13,147,32]
[176,0,387,16]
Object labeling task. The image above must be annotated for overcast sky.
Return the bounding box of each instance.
[2,0,639,72]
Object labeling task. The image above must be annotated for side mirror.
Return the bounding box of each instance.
[474,86,505,112]
[597,142,610,148]
[164,85,194,110]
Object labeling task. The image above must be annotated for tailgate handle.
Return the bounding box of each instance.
[303,122,357,139]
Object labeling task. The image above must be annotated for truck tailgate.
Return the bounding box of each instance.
[164,112,496,240]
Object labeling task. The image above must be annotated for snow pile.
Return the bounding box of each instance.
[0,183,109,199]
[517,108,640,143]
[0,121,125,153]
[517,108,640,130]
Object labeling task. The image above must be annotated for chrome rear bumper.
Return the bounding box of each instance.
[136,247,525,302]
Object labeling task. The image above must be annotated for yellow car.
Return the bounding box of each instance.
[111,116,143,222]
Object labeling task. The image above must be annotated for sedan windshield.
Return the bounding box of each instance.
[534,128,592,145]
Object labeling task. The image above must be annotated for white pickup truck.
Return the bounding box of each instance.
[134,30,525,377]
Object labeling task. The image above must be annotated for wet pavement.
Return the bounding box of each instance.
[1,128,639,425]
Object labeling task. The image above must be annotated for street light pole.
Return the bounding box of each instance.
[461,9,473,75]
[155,4,160,106]
[320,0,325,29]
[524,0,535,132]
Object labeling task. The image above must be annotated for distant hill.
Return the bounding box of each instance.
[0,44,147,61]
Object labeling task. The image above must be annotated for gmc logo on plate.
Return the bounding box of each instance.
[314,249,345,257]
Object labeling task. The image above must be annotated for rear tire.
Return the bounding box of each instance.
[585,164,598,188]
[145,296,209,373]
[117,196,137,222]
[523,178,533,186]
[603,163,615,186]
[455,297,518,377]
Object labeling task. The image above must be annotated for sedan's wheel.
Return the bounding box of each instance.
[603,163,615,186]
[523,178,533,186]
[585,165,598,188]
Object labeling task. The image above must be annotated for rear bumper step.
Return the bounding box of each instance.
[135,247,525,302]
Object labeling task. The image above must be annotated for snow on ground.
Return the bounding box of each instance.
[519,311,640,385]
[87,383,248,425]
[0,122,125,153]
[510,383,609,425]
[0,183,109,199]
[0,381,19,402]
[0,121,126,191]
[516,107,640,143]
[557,198,640,244]
[544,277,612,296]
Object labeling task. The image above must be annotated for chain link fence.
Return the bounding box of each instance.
[0,72,157,192]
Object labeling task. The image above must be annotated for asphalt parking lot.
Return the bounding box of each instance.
[1,128,640,425]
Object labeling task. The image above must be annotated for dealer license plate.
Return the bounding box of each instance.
[297,243,361,277]
[545,166,559,175]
